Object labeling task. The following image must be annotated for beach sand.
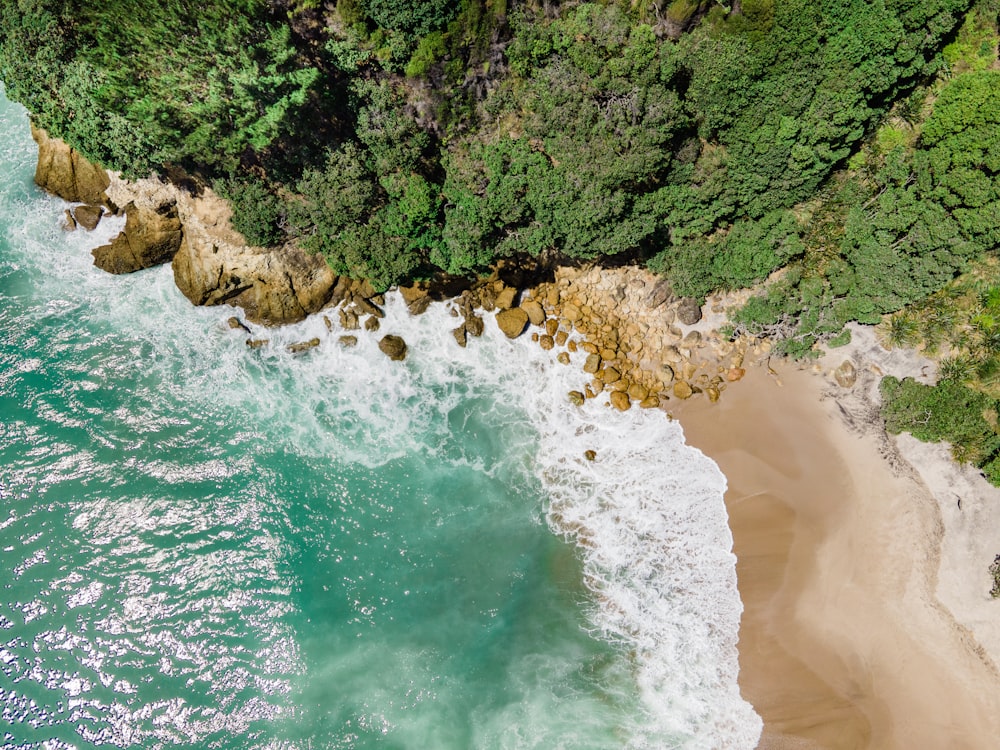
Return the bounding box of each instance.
[675,351,1000,750]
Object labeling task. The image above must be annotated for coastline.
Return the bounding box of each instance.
[674,332,1000,749]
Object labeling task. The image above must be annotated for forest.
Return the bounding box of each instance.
[3,0,1000,477]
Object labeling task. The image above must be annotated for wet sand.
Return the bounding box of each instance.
[675,362,1000,750]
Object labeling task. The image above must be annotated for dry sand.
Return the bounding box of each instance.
[673,334,1000,750]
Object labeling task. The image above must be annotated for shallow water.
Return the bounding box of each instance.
[0,87,760,749]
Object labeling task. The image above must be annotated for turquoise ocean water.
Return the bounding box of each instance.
[0,88,760,749]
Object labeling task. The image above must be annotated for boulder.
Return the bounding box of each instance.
[452,326,467,348]
[31,125,110,204]
[496,307,528,338]
[338,335,358,347]
[557,352,571,365]
[339,308,360,330]
[73,204,103,231]
[464,313,485,337]
[834,359,857,388]
[676,297,703,325]
[246,338,269,349]
[645,279,673,309]
[583,353,602,374]
[568,391,585,406]
[287,338,320,354]
[379,335,408,361]
[639,396,661,409]
[61,209,77,231]
[92,200,182,274]
[610,391,631,411]
[495,286,517,310]
[227,316,251,333]
[539,335,555,351]
[522,299,545,326]
[364,316,380,332]
[673,381,693,399]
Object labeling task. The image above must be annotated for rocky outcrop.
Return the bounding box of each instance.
[31,126,110,204]
[92,200,182,274]
[496,307,528,338]
[379,335,408,361]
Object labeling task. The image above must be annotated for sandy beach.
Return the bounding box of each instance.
[675,337,1000,749]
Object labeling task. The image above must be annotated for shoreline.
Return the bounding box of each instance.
[674,335,1000,749]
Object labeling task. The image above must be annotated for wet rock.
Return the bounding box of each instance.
[557,352,571,365]
[452,326,467,348]
[568,391,585,406]
[61,209,77,231]
[522,299,545,326]
[706,386,720,403]
[676,297,703,325]
[539,335,555,351]
[583,353,602,374]
[598,367,621,384]
[639,396,661,409]
[379,335,408,361]
[627,383,649,401]
[555,331,568,346]
[245,338,269,349]
[73,204,103,231]
[364,316,381,332]
[323,315,334,332]
[355,296,384,319]
[339,308,360,330]
[563,303,582,322]
[227,316,251,334]
[727,367,746,382]
[92,200,182,274]
[338,335,358,347]
[496,307,528,338]
[610,391,631,411]
[31,125,110,204]
[495,286,517,310]
[584,449,597,461]
[464,313,485,338]
[673,381,693,399]
[545,318,559,337]
[287,337,321,354]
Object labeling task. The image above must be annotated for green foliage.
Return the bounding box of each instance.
[214,175,286,247]
[881,376,1000,478]
[360,0,458,35]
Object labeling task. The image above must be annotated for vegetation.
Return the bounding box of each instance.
[6,0,1000,475]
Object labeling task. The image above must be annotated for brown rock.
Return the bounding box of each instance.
[495,286,517,310]
[73,204,103,231]
[92,200,182,274]
[584,449,597,461]
[539,335,555,351]
[557,352,571,365]
[568,391,585,406]
[563,303,582,322]
[464,314,485,338]
[600,348,617,362]
[522,299,545,326]
[726,367,746,382]
[627,383,649,401]
[496,307,529,338]
[31,125,110,204]
[583,353,602,374]
[364,316,381,332]
[567,340,578,353]
[227,316,251,333]
[639,396,661,409]
[706,386,721,403]
[598,367,621,384]
[645,279,673,309]
[610,391,631,411]
[834,359,857,388]
[555,331,568,346]
[323,315,334,332]
[355,296,384,319]
[379,335,408,361]
[61,209,77,231]
[339,308,360,330]
[545,318,559,337]
[673,381,693,399]
[245,338,269,349]
[452,326,467,348]
[338,335,358,347]
[287,338,321,354]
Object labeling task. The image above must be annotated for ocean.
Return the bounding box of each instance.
[0,87,761,749]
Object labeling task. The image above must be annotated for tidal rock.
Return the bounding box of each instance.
[522,299,545,326]
[539,335,555,351]
[61,209,77,231]
[92,200,182,274]
[496,307,528,338]
[464,313,485,338]
[676,297,703,325]
[584,449,597,461]
[495,286,517,310]
[364,316,380,332]
[639,396,661,409]
[452,325,467,348]
[673,381,693,399]
[834,359,857,388]
[379,335,408,361]
[727,367,746,382]
[610,391,631,411]
[73,204,103,231]
[287,338,320,354]
[545,318,559,337]
[31,125,110,204]
[338,335,358,347]
[568,391,585,406]
[627,383,649,401]
[583,353,602,374]
[246,338,269,349]
[598,367,621,384]
[339,308,360,331]
[557,352,571,365]
[227,316,251,334]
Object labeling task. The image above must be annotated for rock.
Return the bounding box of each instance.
[364,316,381,332]
[673,381,693,399]
[567,340,578,353]
[323,315,334,332]
[834,359,857,388]
[726,367,746,382]
[245,338,269,349]
[627,383,649,401]
[539,335,555,351]
[639,396,661,409]
[92,200,182,274]
[495,286,517,310]
[338,335,358,347]
[610,391,631,411]
[598,367,621,384]
[584,449,597,461]
[287,337,321,354]
[568,391,585,406]
[522,299,545,326]
[583,353,602,374]
[496,307,528,338]
[683,330,702,346]
[563,303,582,322]
[555,331,568,346]
[452,326,467,348]
[379,335,408,361]
[662,346,682,364]
[545,318,559,337]
[557,352,571,365]
[355,296,384,319]
[706,386,720,403]
[645,279,673,309]
[676,297,703,325]
[660,364,675,383]
[73,204,103,231]
[464,313,485,338]
[61,209,77,231]
[227,316,251,333]
[339,308,360,330]
[31,125,110,204]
